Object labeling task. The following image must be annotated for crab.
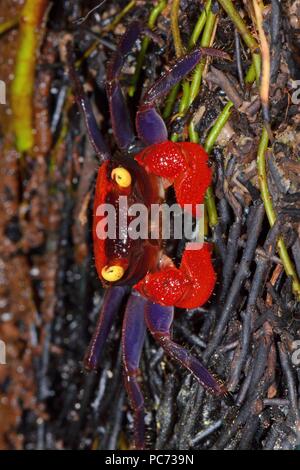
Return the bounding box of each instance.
[68,22,228,449]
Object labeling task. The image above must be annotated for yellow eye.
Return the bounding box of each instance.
[101,265,125,282]
[111,167,132,188]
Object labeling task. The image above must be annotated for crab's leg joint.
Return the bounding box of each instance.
[136,47,230,145]
[106,21,144,151]
[67,45,111,160]
[122,292,147,450]
[84,287,128,370]
[107,20,163,151]
[145,302,227,396]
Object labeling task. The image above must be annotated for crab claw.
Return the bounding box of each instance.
[135,141,211,216]
[135,243,216,309]
[135,141,186,179]
[176,243,216,308]
[174,142,212,216]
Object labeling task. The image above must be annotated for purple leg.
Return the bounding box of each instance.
[106,21,144,151]
[136,47,230,145]
[67,45,111,160]
[122,292,147,449]
[84,286,128,370]
[145,302,228,396]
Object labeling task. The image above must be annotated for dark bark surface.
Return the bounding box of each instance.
[0,0,299,450]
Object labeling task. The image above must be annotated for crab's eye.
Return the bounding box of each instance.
[101,265,125,282]
[111,167,132,188]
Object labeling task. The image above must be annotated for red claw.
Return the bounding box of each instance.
[135,267,190,307]
[135,141,211,216]
[176,243,216,309]
[174,143,211,216]
[135,141,214,308]
[135,141,185,178]
[135,243,216,309]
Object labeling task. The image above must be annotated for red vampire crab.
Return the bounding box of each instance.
[68,22,229,449]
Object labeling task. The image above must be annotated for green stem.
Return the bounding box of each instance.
[167,3,230,228]
[217,0,258,51]
[253,53,261,85]
[182,0,213,116]
[162,83,181,119]
[0,17,19,35]
[187,7,216,144]
[168,1,219,227]
[257,128,300,298]
[128,0,166,97]
[107,0,137,32]
[189,122,199,144]
[204,101,233,154]
[163,0,212,119]
[245,60,256,84]
[148,1,166,31]
[189,8,216,106]
[203,102,234,227]
[179,82,191,114]
[205,187,218,228]
[188,0,212,48]
[11,0,49,153]
[170,0,184,57]
[163,83,181,119]
[217,0,261,82]
[166,0,187,140]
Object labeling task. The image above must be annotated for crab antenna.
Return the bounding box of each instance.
[67,44,111,161]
